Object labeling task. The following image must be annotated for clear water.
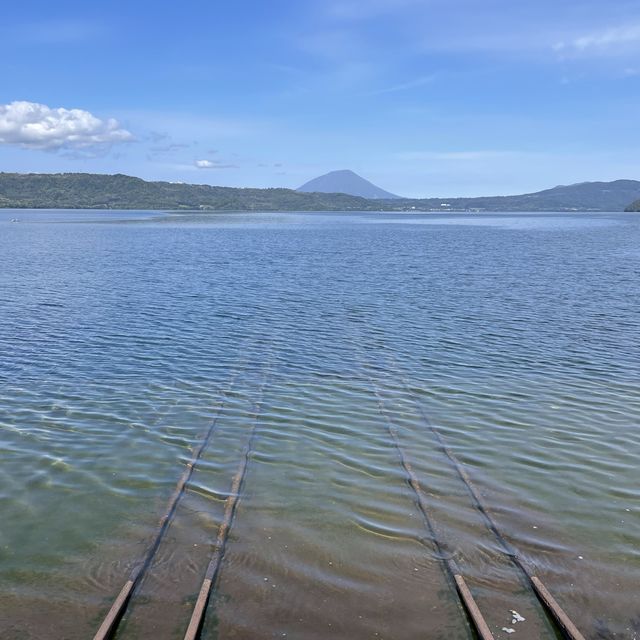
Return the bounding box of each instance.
[0,210,638,640]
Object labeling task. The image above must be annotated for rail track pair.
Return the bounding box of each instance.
[93,350,585,640]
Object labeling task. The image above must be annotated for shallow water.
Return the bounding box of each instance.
[0,210,638,640]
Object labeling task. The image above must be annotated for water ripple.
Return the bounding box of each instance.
[0,210,638,639]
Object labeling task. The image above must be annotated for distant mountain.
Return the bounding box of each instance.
[1,172,639,212]
[298,169,401,199]
[625,199,640,211]
[411,179,640,212]
[505,180,640,212]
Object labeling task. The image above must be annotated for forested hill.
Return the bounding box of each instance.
[1,172,640,212]
[624,200,640,211]
[0,172,372,211]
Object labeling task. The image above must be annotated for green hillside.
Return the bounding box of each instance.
[0,172,373,211]
[1,172,639,212]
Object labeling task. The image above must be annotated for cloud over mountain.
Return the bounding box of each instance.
[194,158,239,169]
[0,101,133,151]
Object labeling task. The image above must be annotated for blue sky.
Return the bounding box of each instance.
[1,0,640,197]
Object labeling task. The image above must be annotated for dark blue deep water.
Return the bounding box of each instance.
[1,210,638,639]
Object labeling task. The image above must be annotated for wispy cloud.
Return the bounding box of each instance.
[0,101,133,151]
[122,110,262,140]
[151,142,190,153]
[368,74,436,95]
[146,141,191,162]
[554,23,640,56]
[420,31,558,55]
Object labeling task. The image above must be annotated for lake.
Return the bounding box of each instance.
[0,210,638,640]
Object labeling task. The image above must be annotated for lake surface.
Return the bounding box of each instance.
[0,210,638,640]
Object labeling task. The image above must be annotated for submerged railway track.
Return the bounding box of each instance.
[92,345,586,640]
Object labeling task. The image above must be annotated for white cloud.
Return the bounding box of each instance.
[194,159,239,169]
[0,101,133,151]
[554,24,640,55]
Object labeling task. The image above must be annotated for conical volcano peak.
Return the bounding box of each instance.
[298,170,400,199]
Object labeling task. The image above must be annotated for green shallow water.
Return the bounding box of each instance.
[0,210,638,639]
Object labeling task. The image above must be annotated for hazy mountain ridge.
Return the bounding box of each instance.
[402,179,640,212]
[298,170,401,199]
[1,172,640,212]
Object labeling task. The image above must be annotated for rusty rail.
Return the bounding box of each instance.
[387,356,586,640]
[182,420,256,640]
[363,363,496,640]
[182,370,269,640]
[93,364,247,640]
